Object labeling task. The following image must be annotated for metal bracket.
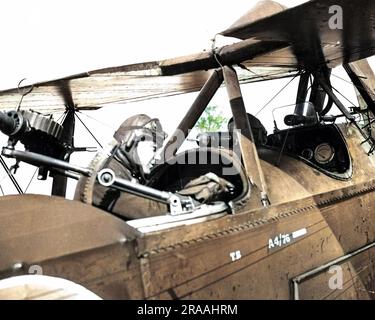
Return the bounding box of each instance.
[315,73,356,121]
[97,168,197,216]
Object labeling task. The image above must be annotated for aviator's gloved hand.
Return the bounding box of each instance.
[178,172,235,204]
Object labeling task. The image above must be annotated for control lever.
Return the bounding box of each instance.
[64,146,98,160]
[320,114,346,123]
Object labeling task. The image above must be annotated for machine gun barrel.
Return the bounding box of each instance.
[1,147,92,177]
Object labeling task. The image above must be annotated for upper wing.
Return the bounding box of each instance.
[0,65,214,113]
[2,0,374,113]
[0,53,296,113]
[221,0,375,70]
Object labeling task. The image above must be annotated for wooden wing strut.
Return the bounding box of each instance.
[223,66,270,207]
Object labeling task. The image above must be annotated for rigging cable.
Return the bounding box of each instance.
[255,73,300,117]
[211,34,224,69]
[24,168,38,193]
[276,128,291,167]
[77,110,116,131]
[74,112,103,149]
[329,83,375,154]
[331,85,359,108]
[16,78,34,112]
[56,111,68,125]
[0,156,23,194]
[331,73,356,86]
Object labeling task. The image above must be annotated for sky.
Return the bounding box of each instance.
[0,0,372,198]
[0,0,305,89]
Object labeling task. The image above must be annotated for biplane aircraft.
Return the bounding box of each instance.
[0,0,375,300]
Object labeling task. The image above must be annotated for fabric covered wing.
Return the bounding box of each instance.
[0,63,296,113]
[221,0,375,70]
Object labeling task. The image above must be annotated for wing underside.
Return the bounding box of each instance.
[221,0,375,70]
[0,65,296,113]
[0,0,374,113]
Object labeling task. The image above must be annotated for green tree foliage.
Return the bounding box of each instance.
[196,105,227,132]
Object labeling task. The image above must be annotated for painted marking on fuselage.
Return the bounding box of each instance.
[292,228,307,239]
[268,228,308,252]
[229,250,242,262]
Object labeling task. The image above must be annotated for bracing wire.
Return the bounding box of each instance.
[331,73,355,86]
[74,112,103,149]
[276,128,291,167]
[25,168,38,193]
[77,110,116,131]
[331,85,358,107]
[255,73,300,117]
[56,111,68,124]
